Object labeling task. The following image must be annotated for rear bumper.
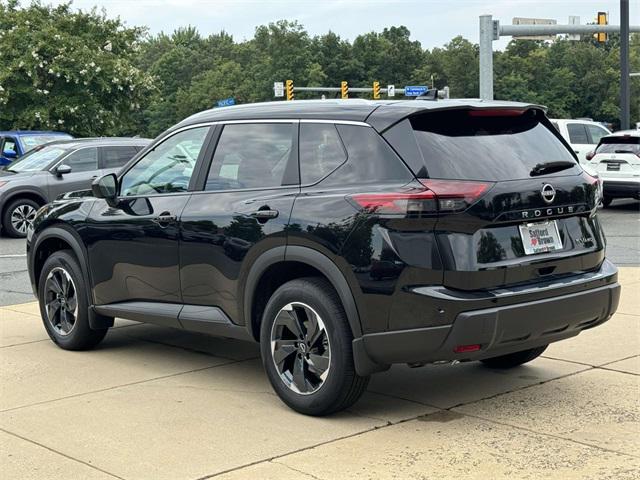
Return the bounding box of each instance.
[353,261,620,375]
[603,180,640,198]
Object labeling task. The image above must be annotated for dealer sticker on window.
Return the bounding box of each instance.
[519,220,563,255]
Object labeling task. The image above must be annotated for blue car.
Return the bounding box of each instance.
[0,131,73,166]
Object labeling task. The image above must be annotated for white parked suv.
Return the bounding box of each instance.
[551,119,611,163]
[585,131,640,207]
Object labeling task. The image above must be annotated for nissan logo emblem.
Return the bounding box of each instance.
[541,184,556,204]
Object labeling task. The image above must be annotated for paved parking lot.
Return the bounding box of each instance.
[0,199,638,479]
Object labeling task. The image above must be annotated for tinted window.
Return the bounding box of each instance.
[319,125,412,186]
[587,125,609,144]
[595,136,640,154]
[101,146,138,169]
[409,109,578,181]
[62,147,98,172]
[206,123,293,191]
[121,127,208,196]
[567,123,589,144]
[299,123,347,184]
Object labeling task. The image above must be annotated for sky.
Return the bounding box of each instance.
[47,0,638,50]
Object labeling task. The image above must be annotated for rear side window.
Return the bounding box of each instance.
[299,123,347,184]
[405,109,578,181]
[100,146,139,169]
[206,123,294,191]
[63,147,98,173]
[317,125,412,186]
[567,123,589,144]
[587,125,609,144]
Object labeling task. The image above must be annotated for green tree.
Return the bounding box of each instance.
[0,0,154,136]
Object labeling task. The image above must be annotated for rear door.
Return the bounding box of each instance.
[179,121,298,325]
[47,147,99,199]
[383,108,602,291]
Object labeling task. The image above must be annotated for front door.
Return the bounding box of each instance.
[179,122,299,325]
[83,126,212,308]
[47,147,100,198]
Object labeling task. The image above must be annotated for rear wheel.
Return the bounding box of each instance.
[601,196,613,208]
[480,345,548,369]
[2,198,40,238]
[38,250,109,350]
[260,277,369,416]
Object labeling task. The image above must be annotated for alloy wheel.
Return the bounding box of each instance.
[270,302,331,395]
[44,267,79,336]
[10,203,37,234]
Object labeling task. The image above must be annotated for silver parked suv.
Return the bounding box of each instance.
[0,137,150,237]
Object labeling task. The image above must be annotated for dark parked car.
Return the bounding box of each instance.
[27,100,620,415]
[0,130,73,166]
[1,137,150,237]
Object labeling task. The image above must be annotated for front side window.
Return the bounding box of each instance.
[587,125,609,145]
[63,148,98,173]
[299,123,346,184]
[206,123,293,191]
[2,137,17,154]
[120,127,209,197]
[567,123,589,144]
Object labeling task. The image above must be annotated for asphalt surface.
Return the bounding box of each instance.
[0,199,638,307]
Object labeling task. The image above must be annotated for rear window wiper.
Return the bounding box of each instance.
[530,161,577,177]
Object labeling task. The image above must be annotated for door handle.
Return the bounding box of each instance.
[153,212,177,226]
[250,209,279,220]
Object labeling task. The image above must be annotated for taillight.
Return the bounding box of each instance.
[349,180,492,216]
[582,171,602,205]
[586,151,596,161]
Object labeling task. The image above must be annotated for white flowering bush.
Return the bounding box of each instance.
[0,0,155,136]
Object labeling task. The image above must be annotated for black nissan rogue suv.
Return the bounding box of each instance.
[27,99,621,416]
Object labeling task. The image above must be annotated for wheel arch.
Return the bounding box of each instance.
[243,246,363,342]
[1,189,47,219]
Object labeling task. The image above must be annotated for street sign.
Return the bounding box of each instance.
[217,97,236,107]
[273,81,284,97]
[568,16,580,40]
[512,17,557,40]
[404,86,428,97]
[387,84,395,97]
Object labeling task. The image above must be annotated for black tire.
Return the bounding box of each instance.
[260,277,369,416]
[2,198,40,238]
[480,345,548,369]
[601,196,613,208]
[38,250,109,350]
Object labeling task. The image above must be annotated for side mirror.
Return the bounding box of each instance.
[2,149,17,159]
[92,173,118,206]
[55,164,72,176]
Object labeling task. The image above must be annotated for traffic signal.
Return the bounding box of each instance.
[341,81,348,99]
[596,11,607,42]
[372,81,380,99]
[286,80,294,101]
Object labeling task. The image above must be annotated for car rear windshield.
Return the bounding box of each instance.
[409,109,579,181]
[595,136,640,155]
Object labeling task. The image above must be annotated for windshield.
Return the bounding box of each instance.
[595,137,640,155]
[7,146,66,172]
[409,109,579,181]
[20,134,72,153]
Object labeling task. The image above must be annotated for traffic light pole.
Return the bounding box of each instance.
[479,14,640,127]
[621,0,630,130]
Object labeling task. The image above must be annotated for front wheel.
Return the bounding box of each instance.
[2,198,40,238]
[260,277,369,416]
[38,250,109,350]
[480,345,548,369]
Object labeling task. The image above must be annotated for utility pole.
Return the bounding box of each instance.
[479,15,495,101]
[620,0,630,130]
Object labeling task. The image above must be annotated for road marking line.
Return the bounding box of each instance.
[0,254,26,258]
